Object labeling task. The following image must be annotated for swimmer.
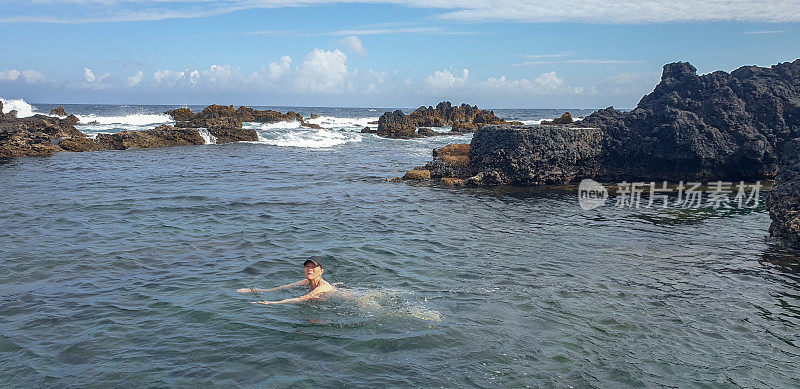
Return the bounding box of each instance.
[237,257,335,305]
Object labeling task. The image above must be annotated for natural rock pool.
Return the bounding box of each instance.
[1,105,798,387]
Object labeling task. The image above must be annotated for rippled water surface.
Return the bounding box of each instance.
[1,105,799,387]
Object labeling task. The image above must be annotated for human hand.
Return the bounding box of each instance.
[251,301,274,305]
[237,288,254,293]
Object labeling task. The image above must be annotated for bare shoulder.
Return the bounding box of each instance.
[320,280,335,292]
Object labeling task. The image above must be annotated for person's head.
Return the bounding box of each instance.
[303,257,324,280]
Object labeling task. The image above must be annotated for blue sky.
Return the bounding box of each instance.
[1,0,798,108]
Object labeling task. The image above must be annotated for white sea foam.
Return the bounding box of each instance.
[197,128,217,145]
[244,121,302,131]
[521,116,584,125]
[75,113,172,126]
[304,115,379,131]
[0,98,38,117]
[252,127,362,148]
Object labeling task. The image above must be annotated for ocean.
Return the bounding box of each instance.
[1,100,798,387]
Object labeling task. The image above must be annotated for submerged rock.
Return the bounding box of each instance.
[361,126,377,134]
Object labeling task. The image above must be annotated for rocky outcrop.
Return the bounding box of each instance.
[377,110,416,138]
[50,106,67,116]
[376,101,522,139]
[94,125,206,150]
[207,127,258,143]
[167,108,195,122]
[65,115,80,125]
[166,105,310,129]
[467,125,604,186]
[1,105,261,158]
[396,59,800,186]
[398,143,473,185]
[542,112,573,125]
[58,137,106,152]
[0,114,87,158]
[768,139,800,249]
[235,106,303,123]
[361,126,377,134]
[578,60,800,181]
[172,105,243,130]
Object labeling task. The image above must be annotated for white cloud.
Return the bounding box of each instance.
[83,68,96,83]
[268,55,292,80]
[82,67,111,89]
[0,69,45,83]
[0,69,21,81]
[126,70,144,87]
[339,36,367,56]
[81,68,111,89]
[295,49,349,93]
[22,70,45,83]
[425,68,469,92]
[3,1,799,24]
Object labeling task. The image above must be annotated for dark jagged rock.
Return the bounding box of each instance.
[207,127,258,143]
[65,114,79,125]
[165,107,195,122]
[401,143,472,184]
[467,125,604,186]
[542,112,573,125]
[175,105,242,129]
[361,126,377,134]
[95,125,205,150]
[167,105,307,129]
[403,169,431,180]
[59,137,106,152]
[433,144,470,158]
[579,60,800,181]
[300,120,323,129]
[402,59,800,187]
[0,100,3,118]
[0,114,86,158]
[417,127,437,137]
[236,106,303,123]
[768,139,800,249]
[377,101,520,138]
[377,110,416,139]
[7,110,18,119]
[50,106,67,116]
[452,122,479,133]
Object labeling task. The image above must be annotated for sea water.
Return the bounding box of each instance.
[0,100,797,387]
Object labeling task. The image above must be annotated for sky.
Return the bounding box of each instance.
[0,0,799,108]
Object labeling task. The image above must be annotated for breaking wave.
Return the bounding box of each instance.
[0,98,38,118]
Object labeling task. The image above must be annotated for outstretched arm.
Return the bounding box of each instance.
[251,284,330,305]
[237,279,308,293]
